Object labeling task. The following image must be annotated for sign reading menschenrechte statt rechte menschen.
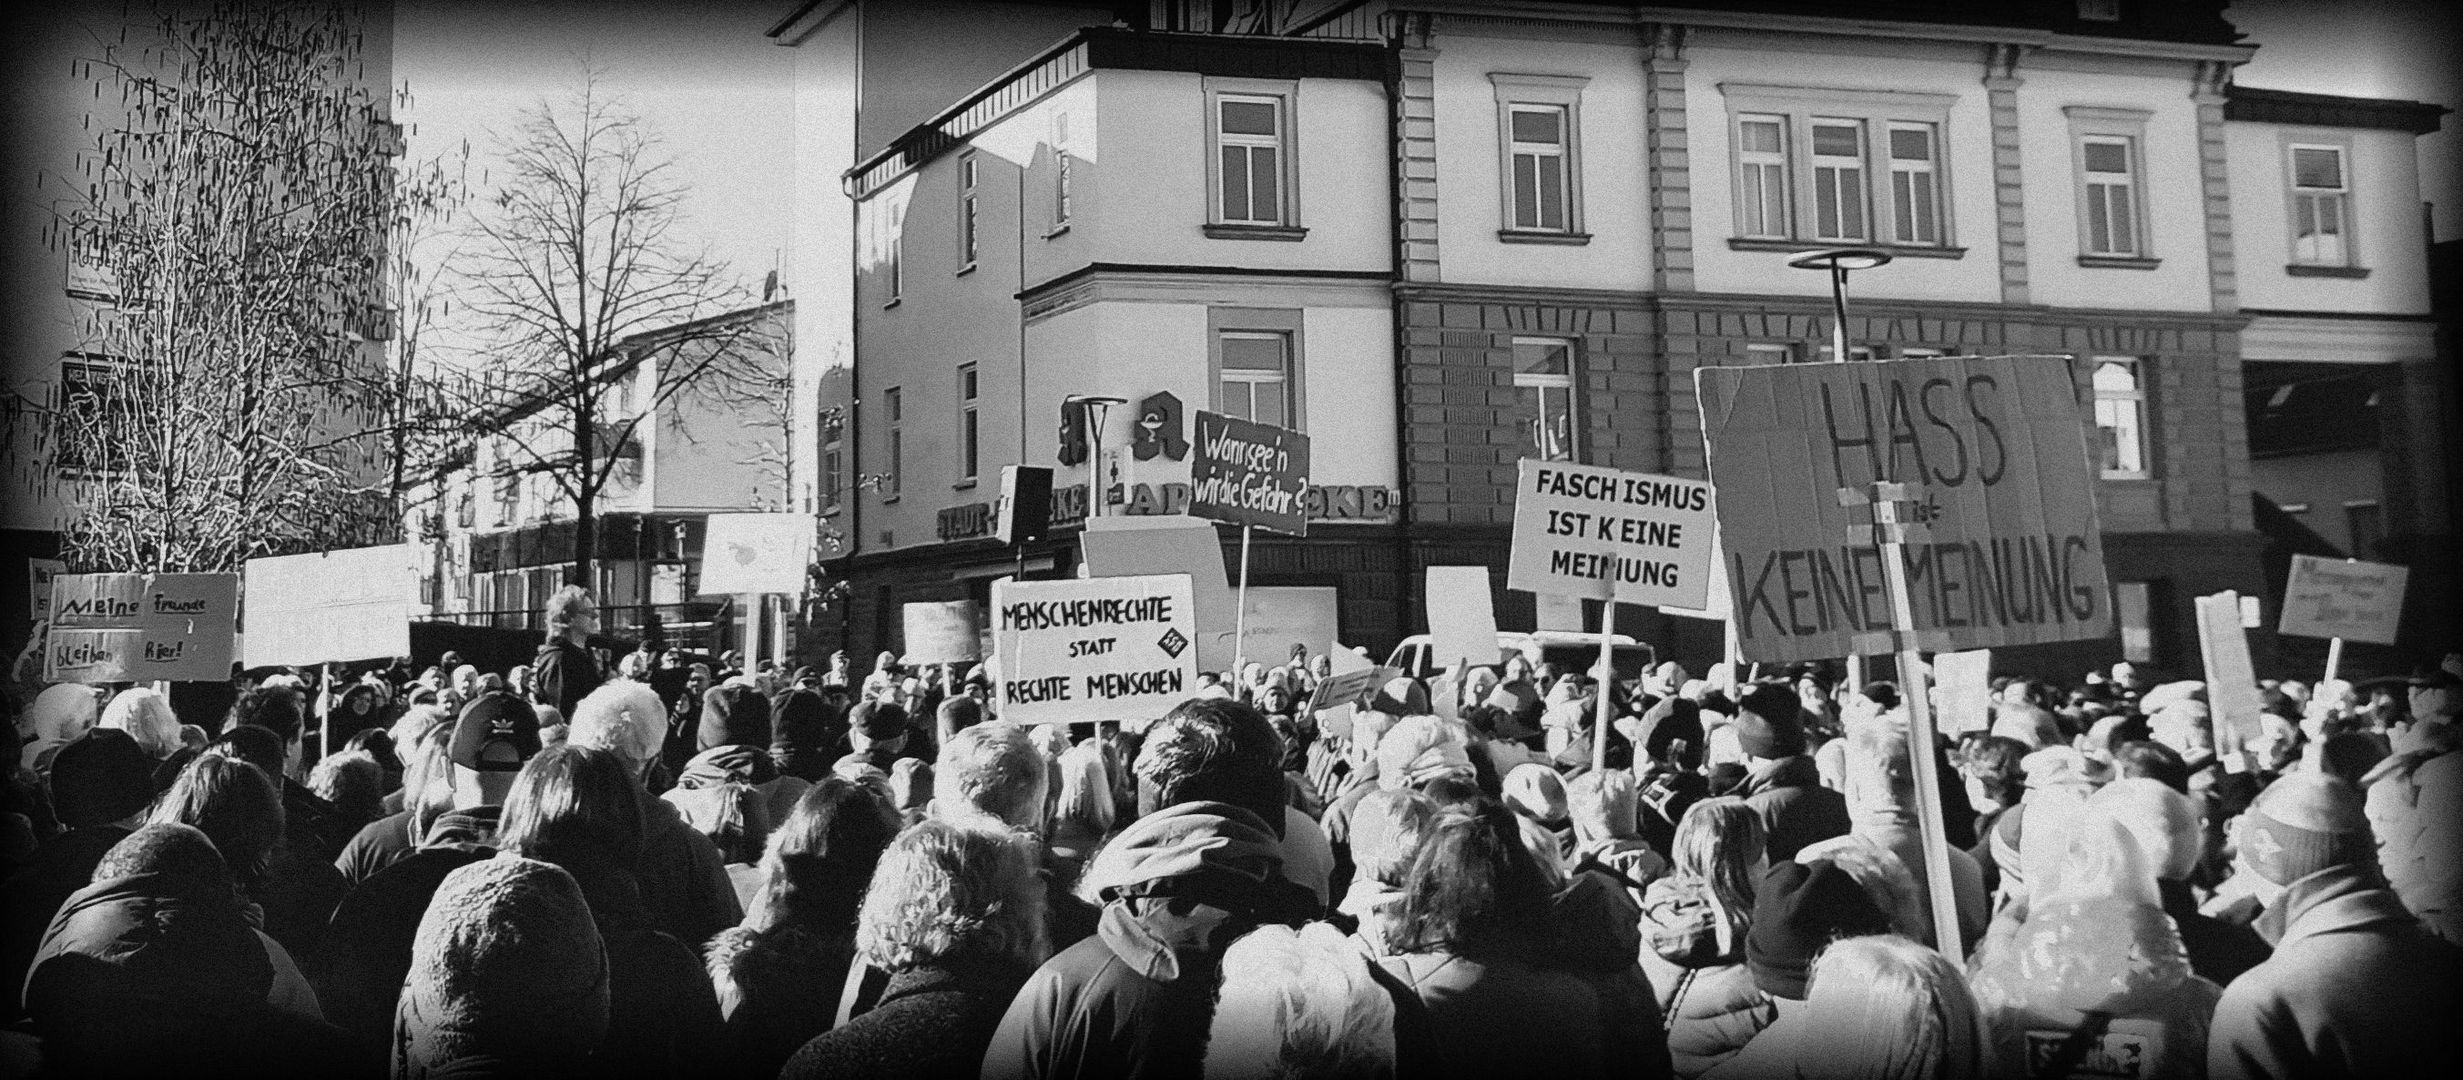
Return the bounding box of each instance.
[991,574,1199,726]
[1506,459,1717,611]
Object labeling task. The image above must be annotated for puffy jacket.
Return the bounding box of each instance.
[1636,876,1775,1080]
[1970,895,2221,1080]
[1737,757,1849,862]
[2363,721,2462,945]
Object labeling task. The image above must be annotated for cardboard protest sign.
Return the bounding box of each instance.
[28,558,62,622]
[2278,555,2407,646]
[1661,531,1733,622]
[1080,515,1237,673]
[1241,586,1337,668]
[1328,641,1373,675]
[1933,649,1994,734]
[991,574,1198,725]
[45,572,238,683]
[1506,460,1716,610]
[1190,411,1310,536]
[1425,567,1499,669]
[1308,664,1405,713]
[2195,591,2264,751]
[244,545,415,666]
[903,601,981,664]
[1696,355,2115,664]
[697,514,814,596]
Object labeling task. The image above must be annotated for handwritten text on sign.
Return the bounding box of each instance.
[991,574,1199,726]
[1506,460,1716,610]
[1696,355,2114,664]
[46,572,239,683]
[1189,412,1311,537]
[2278,555,2406,646]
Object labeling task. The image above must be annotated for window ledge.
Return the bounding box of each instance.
[1204,223,1309,242]
[955,262,978,277]
[954,479,977,491]
[1498,229,1593,246]
[2286,264,2370,279]
[1043,222,1071,240]
[881,495,901,505]
[2077,255,2162,270]
[1727,237,1967,260]
[883,297,902,310]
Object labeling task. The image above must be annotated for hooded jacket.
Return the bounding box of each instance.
[1969,895,2221,1079]
[395,856,610,1080]
[2363,719,2463,945]
[667,743,810,846]
[1736,756,1849,863]
[2207,863,2463,1080]
[311,822,496,1069]
[639,789,747,950]
[1637,875,1775,1080]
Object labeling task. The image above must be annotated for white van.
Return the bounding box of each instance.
[1386,631,1655,683]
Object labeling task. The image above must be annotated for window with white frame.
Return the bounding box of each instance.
[1507,105,1572,231]
[1887,124,1942,245]
[884,386,904,500]
[1512,338,1579,461]
[1809,119,1868,241]
[2080,136,2140,257]
[1491,74,1590,241]
[956,364,979,485]
[1736,115,1790,239]
[1214,93,1287,226]
[958,154,980,269]
[2091,357,2150,478]
[1052,113,1072,230]
[819,408,844,515]
[1217,331,1293,428]
[2289,143,2351,266]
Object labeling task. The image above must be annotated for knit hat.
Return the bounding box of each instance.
[2087,777,2203,882]
[1484,680,1544,731]
[696,683,772,751]
[849,700,909,741]
[768,688,839,778]
[1375,715,1474,791]
[396,855,609,1075]
[49,729,158,828]
[1734,683,1807,759]
[1636,696,1705,763]
[1372,677,1431,718]
[2239,771,2375,885]
[447,692,541,772]
[1745,859,1893,1000]
[1501,763,1569,825]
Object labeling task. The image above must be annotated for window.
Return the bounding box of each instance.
[1809,119,1868,241]
[1492,74,1590,241]
[1736,115,1790,239]
[1887,124,1942,245]
[1507,106,1572,231]
[1814,344,1878,362]
[819,408,845,515]
[2091,357,2149,479]
[1512,338,1579,461]
[2080,137,2139,256]
[1745,342,1800,365]
[2078,0,2122,21]
[2289,144,2351,266]
[1052,113,1072,230]
[1214,93,1286,226]
[957,155,980,270]
[886,202,905,304]
[956,364,979,485]
[884,387,903,500]
[1217,332,1293,428]
[2114,580,2154,663]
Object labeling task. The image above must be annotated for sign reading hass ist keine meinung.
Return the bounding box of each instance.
[1506,460,1717,611]
[1189,411,1310,537]
[1696,354,2114,664]
[991,574,1199,726]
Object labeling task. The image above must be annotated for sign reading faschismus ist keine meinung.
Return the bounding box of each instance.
[1506,460,1717,611]
[1189,411,1310,537]
[991,574,1199,726]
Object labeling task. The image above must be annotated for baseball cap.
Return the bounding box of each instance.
[448,691,542,772]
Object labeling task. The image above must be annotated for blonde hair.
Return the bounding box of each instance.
[1206,922,1398,1080]
[1800,935,1991,1080]
[1671,797,1765,954]
[1565,768,1639,844]
[854,818,1048,972]
[567,682,666,769]
[100,687,182,759]
[1051,739,1115,840]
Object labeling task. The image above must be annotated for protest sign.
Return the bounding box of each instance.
[1241,586,1337,667]
[697,513,814,597]
[1308,664,1405,713]
[991,574,1198,726]
[1081,515,1238,673]
[244,545,415,666]
[28,558,62,622]
[2278,555,2406,646]
[903,601,981,664]
[1190,411,1310,537]
[1328,640,1373,675]
[1696,355,2115,664]
[1933,649,1994,734]
[1506,460,1716,611]
[45,572,238,683]
[1425,567,1499,669]
[2195,591,2264,751]
[1661,531,1733,622]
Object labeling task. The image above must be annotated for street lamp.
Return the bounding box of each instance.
[1787,247,1893,364]
[1064,394,1126,518]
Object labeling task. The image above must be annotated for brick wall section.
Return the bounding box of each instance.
[1984,45,2030,305]
[1645,25,1695,293]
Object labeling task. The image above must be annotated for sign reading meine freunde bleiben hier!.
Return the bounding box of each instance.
[1189,411,1310,537]
[46,571,238,683]
[991,573,1199,726]
[1506,459,1718,611]
[1696,354,2115,664]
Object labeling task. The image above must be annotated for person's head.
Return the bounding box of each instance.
[932,721,1048,833]
[566,681,666,778]
[744,776,902,935]
[447,692,545,808]
[2109,739,2189,794]
[1049,739,1116,845]
[1745,858,1894,1000]
[1735,682,1808,760]
[150,750,283,887]
[1500,762,1568,827]
[1954,734,2029,813]
[497,744,645,874]
[449,665,481,700]
[545,585,598,644]
[1348,788,1437,888]
[1391,800,1557,961]
[19,684,102,772]
[1565,768,1638,845]
[308,751,385,823]
[1798,934,1990,1080]
[91,820,231,886]
[2410,666,2463,722]
[1376,715,1474,793]
[1206,922,1399,1080]
[855,818,1049,975]
[1135,698,1287,831]
[395,708,460,823]
[847,700,910,757]
[99,687,182,760]
[48,728,157,830]
[698,682,772,752]
[225,684,304,769]
[506,664,534,696]
[397,856,609,1075]
[1672,796,1768,949]
[2236,771,2375,898]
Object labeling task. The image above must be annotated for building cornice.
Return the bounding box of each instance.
[2225,86,2448,135]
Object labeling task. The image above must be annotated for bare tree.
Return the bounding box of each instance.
[452,68,757,588]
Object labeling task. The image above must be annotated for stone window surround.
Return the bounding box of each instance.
[1490,72,1593,244]
[1715,81,1963,256]
[2065,105,2159,268]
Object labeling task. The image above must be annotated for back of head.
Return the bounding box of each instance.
[1746,859,1894,1000]
[210,724,287,782]
[2086,776,2202,883]
[92,821,231,886]
[498,744,646,871]
[566,681,666,771]
[698,683,772,752]
[398,855,608,1073]
[22,685,101,768]
[1207,922,1399,1080]
[150,750,283,885]
[1673,797,1767,940]
[1393,801,1556,961]
[1565,768,1639,844]
[1501,763,1569,825]
[1376,714,1472,793]
[748,776,902,933]
[50,729,158,830]
[2238,770,2374,886]
[226,685,303,750]
[1051,739,1117,841]
[2110,739,2189,794]
[1735,682,1808,759]
[933,721,1048,831]
[855,818,1049,974]
[1800,934,1989,1080]
[1349,788,1437,887]
[1136,697,1287,830]
[307,751,385,822]
[100,688,181,759]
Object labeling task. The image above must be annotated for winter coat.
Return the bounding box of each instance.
[638,788,746,950]
[1737,756,1849,863]
[0,825,128,1023]
[705,922,862,1080]
[533,637,605,722]
[559,858,725,1080]
[2207,863,2463,1080]
[335,808,423,885]
[2160,879,2270,987]
[1637,876,1775,1080]
[2363,721,2463,945]
[1547,868,1675,1079]
[776,958,1034,1080]
[1856,815,1990,952]
[311,839,494,1071]
[1379,949,1610,1080]
[1970,894,2222,1080]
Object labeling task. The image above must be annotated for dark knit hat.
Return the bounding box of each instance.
[936,695,983,735]
[448,692,541,772]
[397,855,609,1072]
[1735,683,1808,759]
[1745,860,1893,1000]
[769,688,837,752]
[1636,696,1705,764]
[2240,771,2375,885]
[50,729,158,829]
[696,683,772,752]
[849,700,909,741]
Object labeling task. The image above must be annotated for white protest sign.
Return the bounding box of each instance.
[45,572,239,683]
[2195,591,2264,751]
[1328,641,1373,675]
[697,514,814,596]
[1661,531,1733,622]
[1241,586,1337,668]
[1425,566,1499,669]
[28,558,63,622]
[2278,555,2407,646]
[244,544,416,666]
[1506,459,1716,610]
[1933,649,1994,734]
[1081,515,1237,673]
[903,601,981,664]
[991,573,1198,725]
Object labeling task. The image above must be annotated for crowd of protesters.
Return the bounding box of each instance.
[1,580,2457,1079]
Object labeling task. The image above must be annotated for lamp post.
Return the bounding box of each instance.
[1064,394,1126,519]
[1787,247,1893,365]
